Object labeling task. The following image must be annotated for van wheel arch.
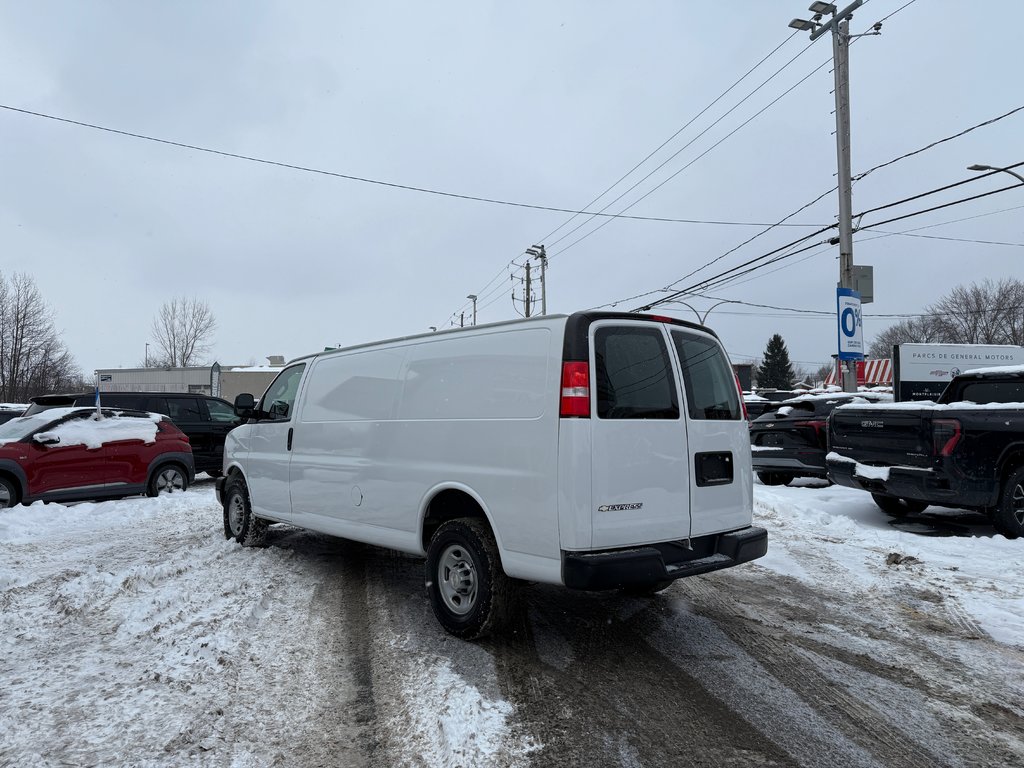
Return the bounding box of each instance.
[420,487,498,554]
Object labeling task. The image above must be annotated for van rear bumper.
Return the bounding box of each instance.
[561,526,768,590]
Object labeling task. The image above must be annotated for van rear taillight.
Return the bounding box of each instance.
[560,362,590,418]
[734,373,749,420]
[933,418,961,457]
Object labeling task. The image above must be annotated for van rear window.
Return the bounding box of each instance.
[594,327,678,420]
[671,331,741,420]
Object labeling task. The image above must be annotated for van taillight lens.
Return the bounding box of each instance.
[933,418,961,457]
[735,373,748,420]
[560,362,590,418]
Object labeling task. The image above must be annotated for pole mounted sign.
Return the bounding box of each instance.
[836,287,864,361]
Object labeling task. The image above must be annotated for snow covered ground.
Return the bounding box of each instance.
[1,478,1021,766]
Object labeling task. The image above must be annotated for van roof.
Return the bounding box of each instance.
[286,311,716,366]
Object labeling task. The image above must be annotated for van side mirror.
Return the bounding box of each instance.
[234,393,256,419]
[33,432,60,446]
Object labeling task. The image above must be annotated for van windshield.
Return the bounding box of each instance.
[671,331,741,420]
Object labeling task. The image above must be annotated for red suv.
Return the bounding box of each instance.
[0,407,194,508]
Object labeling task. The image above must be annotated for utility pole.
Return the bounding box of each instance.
[789,1,875,392]
[466,294,478,325]
[525,244,547,315]
[524,261,533,318]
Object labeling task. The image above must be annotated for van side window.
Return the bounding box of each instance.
[671,331,741,420]
[594,327,679,420]
[261,364,306,421]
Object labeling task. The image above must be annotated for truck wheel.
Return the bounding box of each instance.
[223,477,268,547]
[147,464,188,497]
[0,477,18,509]
[993,466,1024,540]
[757,471,795,486]
[871,493,928,516]
[426,518,511,640]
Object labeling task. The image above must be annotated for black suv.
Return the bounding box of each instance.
[24,392,239,475]
[749,392,890,485]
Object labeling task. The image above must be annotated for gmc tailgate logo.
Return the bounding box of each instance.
[860,420,884,428]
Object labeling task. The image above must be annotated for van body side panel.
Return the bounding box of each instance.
[288,346,408,536]
[288,325,562,573]
[396,327,562,571]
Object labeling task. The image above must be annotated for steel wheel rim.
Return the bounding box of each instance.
[1012,483,1024,526]
[438,544,478,616]
[228,493,245,536]
[156,468,184,494]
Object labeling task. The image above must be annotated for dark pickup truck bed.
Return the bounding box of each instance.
[826,368,1024,539]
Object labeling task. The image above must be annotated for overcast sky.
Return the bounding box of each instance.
[1,1,1021,377]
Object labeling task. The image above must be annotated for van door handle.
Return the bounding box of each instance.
[287,427,293,451]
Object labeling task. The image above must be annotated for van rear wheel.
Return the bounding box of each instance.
[426,518,511,640]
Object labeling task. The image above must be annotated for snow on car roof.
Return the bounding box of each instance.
[961,364,1024,376]
[837,400,1024,411]
[0,407,164,448]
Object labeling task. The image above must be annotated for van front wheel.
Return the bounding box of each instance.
[426,519,511,640]
[223,477,268,547]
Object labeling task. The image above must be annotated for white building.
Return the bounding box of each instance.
[95,358,285,402]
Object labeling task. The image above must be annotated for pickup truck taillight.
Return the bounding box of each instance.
[933,418,962,456]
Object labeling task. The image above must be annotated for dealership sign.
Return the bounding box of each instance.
[893,342,1024,401]
[836,287,864,361]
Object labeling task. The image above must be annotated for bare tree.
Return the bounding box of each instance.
[0,272,83,402]
[868,278,1024,357]
[150,297,217,367]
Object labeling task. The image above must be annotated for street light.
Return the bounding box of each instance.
[466,294,478,326]
[968,163,1024,184]
[666,299,738,325]
[145,342,149,367]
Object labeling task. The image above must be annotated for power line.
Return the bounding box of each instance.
[543,38,822,254]
[853,104,1024,182]
[630,176,1024,311]
[0,102,829,228]
[536,32,801,245]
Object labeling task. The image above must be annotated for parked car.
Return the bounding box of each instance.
[0,408,24,425]
[24,392,238,475]
[0,407,194,508]
[827,366,1024,538]
[218,311,766,639]
[744,390,801,420]
[750,391,892,485]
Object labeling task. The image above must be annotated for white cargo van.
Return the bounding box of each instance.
[216,312,766,638]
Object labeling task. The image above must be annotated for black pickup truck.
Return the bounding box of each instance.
[826,367,1024,538]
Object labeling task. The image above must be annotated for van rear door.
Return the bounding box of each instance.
[668,329,752,535]
[589,321,690,548]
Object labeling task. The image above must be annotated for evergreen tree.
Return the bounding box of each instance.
[756,334,795,389]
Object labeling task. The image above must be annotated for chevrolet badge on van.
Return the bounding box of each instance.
[216,312,767,638]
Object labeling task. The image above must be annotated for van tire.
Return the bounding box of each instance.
[223,477,268,547]
[992,466,1024,540]
[757,471,795,486]
[871,493,928,516]
[426,518,511,640]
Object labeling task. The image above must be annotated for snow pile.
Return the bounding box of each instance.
[754,481,1024,645]
[34,412,161,449]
